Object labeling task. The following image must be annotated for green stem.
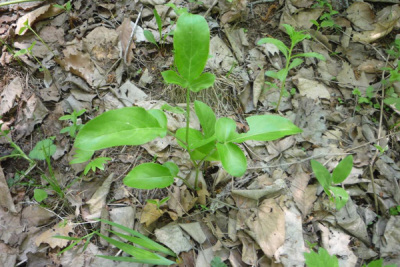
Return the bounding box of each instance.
[27,25,56,57]
[0,0,44,7]
[185,89,190,149]
[176,176,195,191]
[276,44,293,112]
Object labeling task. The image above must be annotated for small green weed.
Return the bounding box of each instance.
[146,196,170,210]
[59,109,86,138]
[389,205,400,215]
[304,247,338,267]
[211,256,227,267]
[311,155,353,210]
[310,0,341,31]
[257,24,325,111]
[53,0,72,12]
[144,9,171,49]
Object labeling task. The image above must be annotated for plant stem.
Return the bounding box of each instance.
[0,0,44,7]
[276,44,293,112]
[185,89,190,148]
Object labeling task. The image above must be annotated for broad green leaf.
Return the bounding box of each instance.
[97,219,175,256]
[288,58,303,70]
[293,52,326,61]
[321,20,335,28]
[154,9,162,36]
[161,103,185,114]
[161,70,188,88]
[215,117,240,143]
[276,69,288,82]
[29,139,57,160]
[34,189,48,202]
[189,72,215,92]
[229,115,302,143]
[163,162,179,177]
[174,12,210,82]
[144,30,158,47]
[124,163,175,189]
[332,155,353,184]
[257,38,288,58]
[217,142,247,177]
[311,160,331,189]
[74,107,167,152]
[364,259,397,267]
[70,149,94,164]
[211,257,228,267]
[97,233,172,265]
[329,186,349,210]
[191,141,219,161]
[176,127,216,150]
[194,100,216,137]
[282,24,295,38]
[304,247,339,267]
[265,70,279,79]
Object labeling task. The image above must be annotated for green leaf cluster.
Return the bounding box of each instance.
[59,109,86,138]
[311,155,353,210]
[257,24,325,111]
[29,138,56,160]
[304,247,339,267]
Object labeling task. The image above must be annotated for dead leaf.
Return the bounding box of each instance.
[140,202,165,227]
[155,224,192,255]
[117,18,135,65]
[179,222,206,244]
[21,205,55,227]
[245,197,285,258]
[0,166,17,213]
[0,77,23,115]
[346,2,375,31]
[35,223,73,249]
[253,69,264,107]
[86,174,114,219]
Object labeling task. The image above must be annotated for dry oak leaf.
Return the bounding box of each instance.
[35,223,73,249]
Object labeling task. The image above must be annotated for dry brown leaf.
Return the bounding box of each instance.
[15,5,51,35]
[346,2,375,31]
[237,231,258,265]
[140,202,165,227]
[35,223,73,249]
[0,166,17,213]
[245,197,285,258]
[86,174,114,219]
[253,69,264,108]
[0,77,23,115]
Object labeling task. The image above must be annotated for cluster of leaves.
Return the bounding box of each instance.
[257,24,325,111]
[70,12,302,194]
[59,109,86,138]
[352,87,380,111]
[310,0,341,31]
[311,155,353,210]
[304,247,395,267]
[55,219,175,265]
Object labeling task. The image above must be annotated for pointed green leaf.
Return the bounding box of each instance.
[189,72,215,92]
[329,186,349,210]
[265,70,279,79]
[194,100,216,137]
[97,219,175,256]
[332,155,353,184]
[96,255,175,266]
[154,9,163,36]
[161,70,188,88]
[29,139,57,160]
[288,58,304,70]
[174,12,210,82]
[84,157,111,175]
[74,107,167,152]
[175,127,216,151]
[293,52,326,61]
[257,37,288,57]
[144,30,158,46]
[163,162,179,177]
[276,68,288,82]
[161,103,186,114]
[191,141,219,161]
[311,160,331,189]
[123,163,174,189]
[215,117,240,143]
[229,115,302,143]
[217,142,246,177]
[70,149,94,164]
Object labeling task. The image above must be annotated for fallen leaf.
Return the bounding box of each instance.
[140,202,164,227]
[0,77,23,115]
[35,223,73,249]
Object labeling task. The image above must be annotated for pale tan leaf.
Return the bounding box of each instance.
[35,223,73,249]
[140,202,164,227]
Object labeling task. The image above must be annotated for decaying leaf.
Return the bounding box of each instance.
[35,223,73,249]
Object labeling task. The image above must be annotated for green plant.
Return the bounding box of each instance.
[389,205,400,215]
[147,196,170,210]
[304,247,338,267]
[311,155,353,210]
[29,137,64,199]
[55,219,175,265]
[211,256,227,267]
[144,9,169,49]
[257,24,325,111]
[53,0,72,12]
[0,0,44,7]
[70,12,301,192]
[363,259,397,267]
[352,87,380,112]
[19,19,55,57]
[59,109,86,138]
[310,0,341,31]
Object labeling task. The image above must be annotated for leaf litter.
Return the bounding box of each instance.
[0,0,400,266]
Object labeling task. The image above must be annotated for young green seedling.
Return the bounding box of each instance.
[257,24,325,111]
[59,109,86,138]
[144,9,169,49]
[70,12,302,192]
[311,155,353,210]
[146,196,170,210]
[304,247,339,267]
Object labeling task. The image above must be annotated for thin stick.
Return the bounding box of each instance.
[124,6,143,65]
